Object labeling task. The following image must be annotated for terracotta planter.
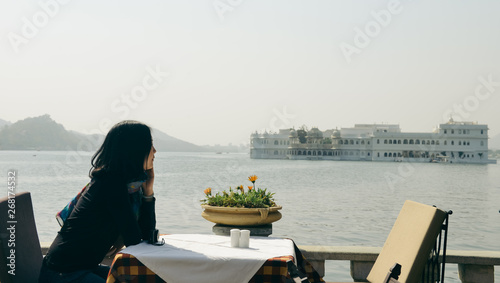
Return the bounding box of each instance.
[201,205,282,226]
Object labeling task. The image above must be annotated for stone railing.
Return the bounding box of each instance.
[299,245,500,283]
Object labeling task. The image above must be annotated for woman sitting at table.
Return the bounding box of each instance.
[39,120,157,283]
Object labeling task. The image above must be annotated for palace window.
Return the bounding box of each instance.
[451,130,454,134]
[481,130,484,134]
[451,141,454,145]
[384,153,388,157]
[350,140,354,145]
[398,140,401,144]
[384,139,388,144]
[403,139,408,144]
[377,139,380,144]
[431,140,435,145]
[409,139,414,144]
[389,140,393,144]
[444,141,447,145]
[480,141,484,146]
[459,141,462,146]
[444,130,447,134]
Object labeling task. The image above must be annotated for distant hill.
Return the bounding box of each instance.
[0,115,82,150]
[152,128,208,152]
[0,115,208,152]
[0,118,11,129]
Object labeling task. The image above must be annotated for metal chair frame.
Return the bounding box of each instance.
[422,210,452,283]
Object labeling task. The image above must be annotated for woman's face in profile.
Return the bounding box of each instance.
[144,145,156,170]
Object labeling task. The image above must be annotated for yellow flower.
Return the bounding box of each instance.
[248,175,258,183]
[204,188,212,195]
[248,186,253,191]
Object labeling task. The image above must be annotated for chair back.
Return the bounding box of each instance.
[366,200,447,283]
[0,191,43,283]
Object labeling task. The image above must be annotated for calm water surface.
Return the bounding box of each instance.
[1,151,499,282]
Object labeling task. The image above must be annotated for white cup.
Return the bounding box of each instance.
[239,230,250,248]
[230,229,240,248]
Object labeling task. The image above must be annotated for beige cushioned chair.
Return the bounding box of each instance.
[0,192,43,283]
[330,200,448,283]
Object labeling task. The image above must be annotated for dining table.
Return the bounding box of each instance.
[106,234,324,283]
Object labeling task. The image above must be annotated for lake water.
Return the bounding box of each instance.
[1,150,499,282]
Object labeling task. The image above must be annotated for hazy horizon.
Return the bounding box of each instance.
[2,1,499,146]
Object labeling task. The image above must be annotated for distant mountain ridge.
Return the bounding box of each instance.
[0,115,80,150]
[0,115,208,152]
[0,118,11,128]
[151,128,207,152]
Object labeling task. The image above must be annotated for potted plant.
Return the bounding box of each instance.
[200,175,282,226]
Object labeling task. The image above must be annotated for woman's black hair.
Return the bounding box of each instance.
[90,120,152,181]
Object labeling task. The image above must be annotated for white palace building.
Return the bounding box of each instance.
[250,119,496,164]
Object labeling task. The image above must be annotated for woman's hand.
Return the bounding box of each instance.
[143,168,155,196]
[106,236,124,259]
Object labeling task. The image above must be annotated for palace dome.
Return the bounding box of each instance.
[307,127,323,138]
[331,130,341,138]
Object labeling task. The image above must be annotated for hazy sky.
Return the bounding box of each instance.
[1,1,499,146]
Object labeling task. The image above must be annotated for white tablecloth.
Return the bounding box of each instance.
[121,234,296,283]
